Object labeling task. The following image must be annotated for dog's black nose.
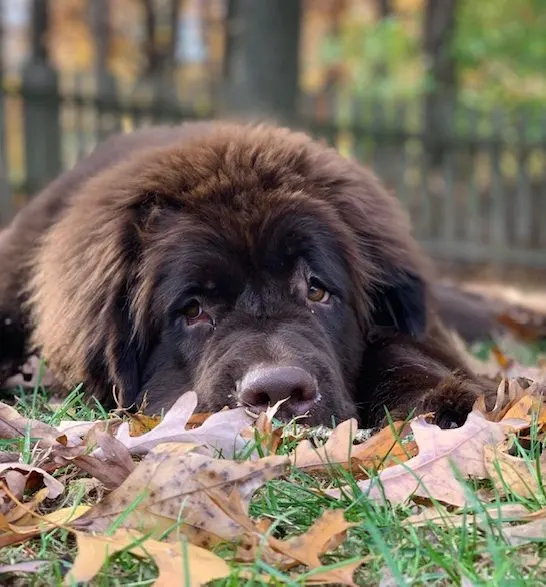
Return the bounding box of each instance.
[239,365,318,416]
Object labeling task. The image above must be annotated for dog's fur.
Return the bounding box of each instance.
[0,121,496,427]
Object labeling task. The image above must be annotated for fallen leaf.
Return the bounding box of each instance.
[0,504,90,548]
[112,392,254,458]
[53,429,136,489]
[240,399,285,455]
[0,402,59,447]
[71,442,289,546]
[292,419,415,475]
[404,502,530,529]
[484,440,546,498]
[208,489,364,584]
[0,463,63,512]
[269,509,356,568]
[0,560,50,574]
[127,413,162,436]
[502,518,546,546]
[303,558,365,586]
[501,393,546,424]
[331,411,505,506]
[66,529,230,587]
[5,487,50,524]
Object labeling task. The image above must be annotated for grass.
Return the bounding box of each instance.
[1,348,546,586]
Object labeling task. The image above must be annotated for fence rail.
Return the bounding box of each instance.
[0,79,545,271]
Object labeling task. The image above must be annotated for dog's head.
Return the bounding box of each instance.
[31,123,430,425]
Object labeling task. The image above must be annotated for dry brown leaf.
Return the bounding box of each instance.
[4,487,50,525]
[127,413,162,436]
[0,560,50,575]
[56,419,120,444]
[112,391,254,458]
[303,558,365,586]
[71,442,289,547]
[330,411,505,506]
[0,402,60,448]
[0,504,90,548]
[502,518,546,546]
[351,421,417,470]
[404,502,530,529]
[240,400,285,455]
[207,488,363,584]
[292,419,415,475]
[0,463,63,513]
[501,393,546,424]
[484,440,546,498]
[66,529,230,587]
[53,429,136,490]
[269,509,356,568]
[0,399,122,451]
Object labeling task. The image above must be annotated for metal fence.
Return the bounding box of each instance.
[1,74,545,272]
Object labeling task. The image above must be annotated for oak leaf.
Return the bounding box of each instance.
[66,529,230,587]
[0,402,60,448]
[71,442,289,547]
[0,463,63,514]
[112,392,254,458]
[52,429,136,490]
[208,489,364,585]
[0,503,90,548]
[292,418,416,475]
[502,517,546,546]
[303,558,366,586]
[269,509,357,567]
[404,502,530,529]
[484,439,546,498]
[331,411,505,506]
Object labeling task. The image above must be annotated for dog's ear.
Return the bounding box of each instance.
[369,269,428,343]
[100,278,142,410]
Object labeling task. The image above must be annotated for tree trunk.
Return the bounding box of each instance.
[422,0,458,166]
[222,0,302,125]
[141,0,159,77]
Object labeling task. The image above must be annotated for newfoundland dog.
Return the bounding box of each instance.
[0,121,495,427]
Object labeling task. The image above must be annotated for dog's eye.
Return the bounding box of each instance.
[181,300,208,325]
[307,279,330,303]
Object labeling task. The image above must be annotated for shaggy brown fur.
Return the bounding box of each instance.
[0,121,497,427]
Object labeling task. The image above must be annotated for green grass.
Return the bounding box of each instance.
[1,346,546,586]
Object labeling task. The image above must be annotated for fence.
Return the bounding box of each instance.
[0,72,545,272]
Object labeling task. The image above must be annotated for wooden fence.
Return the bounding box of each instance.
[0,72,545,271]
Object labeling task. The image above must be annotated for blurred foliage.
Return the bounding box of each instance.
[455,0,546,107]
[321,9,424,101]
[321,0,546,109]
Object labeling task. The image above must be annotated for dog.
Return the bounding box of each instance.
[0,121,496,427]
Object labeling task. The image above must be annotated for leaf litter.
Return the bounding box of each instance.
[0,351,545,584]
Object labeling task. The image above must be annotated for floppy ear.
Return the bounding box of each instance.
[368,269,428,344]
[101,278,142,410]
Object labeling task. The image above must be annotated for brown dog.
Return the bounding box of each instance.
[0,121,495,427]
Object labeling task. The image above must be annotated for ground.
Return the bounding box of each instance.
[0,338,545,587]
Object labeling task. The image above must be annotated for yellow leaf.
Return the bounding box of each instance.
[66,529,230,587]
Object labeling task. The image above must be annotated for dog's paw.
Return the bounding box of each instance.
[416,375,492,429]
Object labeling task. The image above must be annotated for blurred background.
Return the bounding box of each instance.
[0,0,545,291]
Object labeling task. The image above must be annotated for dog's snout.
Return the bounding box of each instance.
[239,365,318,416]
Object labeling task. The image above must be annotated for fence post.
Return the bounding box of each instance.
[0,6,13,226]
[21,0,62,197]
[90,0,120,140]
